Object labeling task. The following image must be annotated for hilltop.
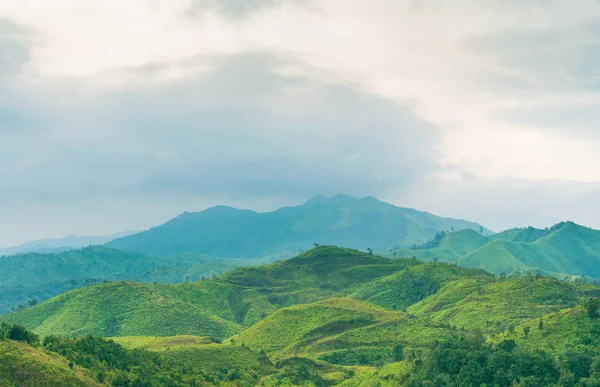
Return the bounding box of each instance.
[106,194,489,258]
[390,221,600,279]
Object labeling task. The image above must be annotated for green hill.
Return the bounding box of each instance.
[389,222,600,280]
[2,247,415,338]
[0,246,252,314]
[386,228,489,262]
[0,339,101,386]
[409,276,600,331]
[351,262,494,311]
[232,298,453,366]
[107,194,489,258]
[457,222,600,278]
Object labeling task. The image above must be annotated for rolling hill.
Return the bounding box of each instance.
[3,245,600,386]
[106,194,489,258]
[1,247,416,338]
[230,298,453,365]
[0,246,253,314]
[390,221,600,280]
[5,245,594,343]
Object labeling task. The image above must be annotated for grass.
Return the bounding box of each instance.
[230,298,453,366]
[0,340,100,386]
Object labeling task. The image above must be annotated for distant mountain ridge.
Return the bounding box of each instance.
[0,231,135,256]
[389,221,600,279]
[107,194,490,258]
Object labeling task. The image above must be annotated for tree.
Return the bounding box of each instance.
[538,319,543,330]
[585,298,600,318]
[523,326,530,338]
[367,248,373,255]
[313,242,319,247]
[392,343,404,361]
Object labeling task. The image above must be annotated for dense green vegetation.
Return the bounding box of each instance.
[107,194,488,258]
[0,246,255,314]
[4,245,600,386]
[389,221,600,280]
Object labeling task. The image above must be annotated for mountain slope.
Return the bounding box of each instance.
[457,222,600,278]
[232,298,453,366]
[389,222,600,279]
[0,340,101,386]
[2,247,415,338]
[387,228,489,262]
[107,194,489,258]
[0,246,250,314]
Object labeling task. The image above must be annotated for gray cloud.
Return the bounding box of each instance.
[0,53,439,207]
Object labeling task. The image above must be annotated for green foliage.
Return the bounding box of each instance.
[0,245,253,314]
[585,298,600,318]
[4,246,413,338]
[390,222,600,281]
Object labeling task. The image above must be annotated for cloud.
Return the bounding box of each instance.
[0,52,439,206]
[398,174,600,232]
[188,0,311,18]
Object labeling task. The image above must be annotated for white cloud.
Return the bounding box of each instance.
[1,0,600,243]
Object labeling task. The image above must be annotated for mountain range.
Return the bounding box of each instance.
[0,231,135,256]
[106,194,490,258]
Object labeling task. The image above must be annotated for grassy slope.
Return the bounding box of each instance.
[0,340,100,387]
[457,222,600,278]
[2,247,414,338]
[351,262,494,311]
[495,305,600,355]
[387,228,488,262]
[112,335,276,381]
[2,281,242,339]
[230,298,452,365]
[409,276,600,331]
[0,246,252,314]
[107,194,488,258]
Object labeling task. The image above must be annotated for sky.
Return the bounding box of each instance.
[1,0,600,245]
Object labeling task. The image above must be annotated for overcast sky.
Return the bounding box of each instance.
[1,0,600,245]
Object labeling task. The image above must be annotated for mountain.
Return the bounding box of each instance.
[106,194,489,258]
[0,246,255,314]
[389,221,600,279]
[0,231,135,256]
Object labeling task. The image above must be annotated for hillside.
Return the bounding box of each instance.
[3,245,600,386]
[6,245,594,344]
[389,221,600,280]
[107,194,489,258]
[457,222,600,278]
[2,247,416,338]
[0,246,252,314]
[231,298,453,365]
[0,339,101,386]
[387,228,489,262]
